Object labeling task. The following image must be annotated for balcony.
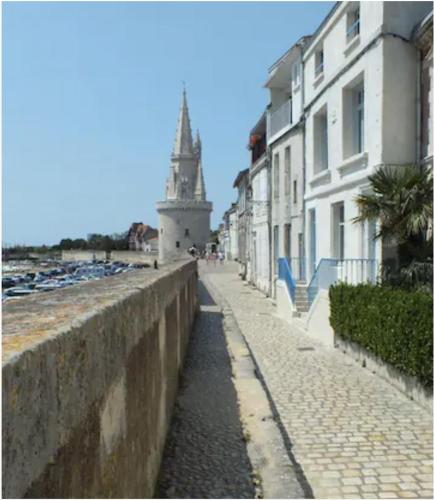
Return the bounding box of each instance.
[269,99,292,138]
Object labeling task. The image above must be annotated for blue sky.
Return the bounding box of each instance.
[3,1,333,246]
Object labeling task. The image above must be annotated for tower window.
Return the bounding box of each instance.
[176,241,180,248]
[160,228,163,234]
[185,228,190,237]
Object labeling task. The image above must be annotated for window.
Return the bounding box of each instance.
[355,87,364,153]
[284,147,291,195]
[273,225,279,274]
[343,79,364,158]
[273,153,280,199]
[160,228,163,234]
[315,48,324,77]
[313,106,328,173]
[347,6,360,41]
[176,241,180,248]
[284,224,291,260]
[293,180,297,204]
[332,202,345,260]
[292,62,301,87]
[185,229,190,237]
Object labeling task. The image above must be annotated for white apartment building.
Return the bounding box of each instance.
[303,1,432,282]
[249,113,271,295]
[222,204,239,261]
[266,37,311,294]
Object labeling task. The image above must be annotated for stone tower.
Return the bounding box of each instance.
[156,90,212,263]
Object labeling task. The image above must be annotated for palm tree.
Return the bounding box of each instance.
[353,166,433,265]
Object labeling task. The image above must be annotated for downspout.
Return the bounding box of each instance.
[415,47,422,170]
[266,115,273,296]
[301,47,307,280]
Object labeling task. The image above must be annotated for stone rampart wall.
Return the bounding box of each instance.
[61,249,158,264]
[110,250,158,264]
[61,250,107,261]
[2,260,198,498]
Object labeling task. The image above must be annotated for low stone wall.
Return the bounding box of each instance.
[335,335,433,412]
[61,250,107,261]
[61,249,158,264]
[2,260,198,498]
[110,250,158,264]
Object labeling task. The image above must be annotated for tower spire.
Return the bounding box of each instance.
[194,129,202,159]
[194,158,206,201]
[172,87,194,156]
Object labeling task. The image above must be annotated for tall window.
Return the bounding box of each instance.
[314,106,328,173]
[347,6,360,41]
[292,62,301,87]
[355,87,364,153]
[273,225,279,274]
[343,79,364,158]
[293,180,297,205]
[284,147,291,195]
[315,48,324,76]
[284,224,291,259]
[273,153,280,199]
[332,202,345,260]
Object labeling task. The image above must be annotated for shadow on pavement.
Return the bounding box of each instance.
[197,280,217,306]
[156,282,255,499]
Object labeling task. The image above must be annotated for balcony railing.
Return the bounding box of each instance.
[307,258,379,306]
[269,99,292,138]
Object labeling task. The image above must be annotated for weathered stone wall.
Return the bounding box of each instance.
[110,250,158,264]
[2,260,198,498]
[61,250,107,261]
[61,249,158,264]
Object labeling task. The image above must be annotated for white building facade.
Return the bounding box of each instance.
[303,1,432,283]
[249,113,271,295]
[266,37,310,294]
[156,91,212,263]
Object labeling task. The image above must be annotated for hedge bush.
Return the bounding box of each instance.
[329,283,433,387]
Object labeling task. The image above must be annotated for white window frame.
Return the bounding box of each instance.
[346,6,360,41]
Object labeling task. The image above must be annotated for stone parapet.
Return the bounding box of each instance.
[156,200,213,212]
[2,260,198,498]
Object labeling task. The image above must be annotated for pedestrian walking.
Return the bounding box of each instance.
[218,251,224,265]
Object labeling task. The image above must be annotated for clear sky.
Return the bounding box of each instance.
[3,1,333,246]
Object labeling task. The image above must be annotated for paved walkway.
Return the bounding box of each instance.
[203,261,433,499]
[156,280,256,499]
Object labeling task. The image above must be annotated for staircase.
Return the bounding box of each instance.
[292,282,309,317]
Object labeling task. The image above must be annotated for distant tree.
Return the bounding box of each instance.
[59,238,74,250]
[71,238,88,250]
[210,230,219,244]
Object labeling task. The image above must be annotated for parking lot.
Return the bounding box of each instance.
[2,259,150,301]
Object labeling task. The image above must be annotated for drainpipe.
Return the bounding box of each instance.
[266,127,273,297]
[415,48,422,170]
[301,47,307,281]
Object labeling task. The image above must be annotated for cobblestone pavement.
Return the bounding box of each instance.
[203,261,433,499]
[156,280,256,499]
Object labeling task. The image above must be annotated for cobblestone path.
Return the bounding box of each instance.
[204,262,433,499]
[156,280,256,499]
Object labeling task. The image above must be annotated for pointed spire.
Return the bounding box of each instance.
[172,87,194,156]
[193,129,202,159]
[194,158,206,201]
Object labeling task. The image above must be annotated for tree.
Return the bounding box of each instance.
[353,166,433,265]
[59,238,74,250]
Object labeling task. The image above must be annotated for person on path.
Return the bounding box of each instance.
[218,251,224,265]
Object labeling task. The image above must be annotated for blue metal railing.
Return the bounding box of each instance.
[278,257,296,303]
[307,258,378,306]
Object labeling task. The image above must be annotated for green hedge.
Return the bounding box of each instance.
[329,283,433,387]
